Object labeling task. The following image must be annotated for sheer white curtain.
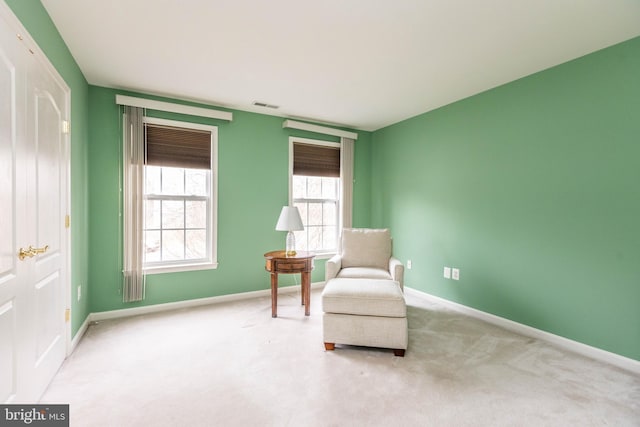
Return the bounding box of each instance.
[122,106,146,302]
[340,137,354,229]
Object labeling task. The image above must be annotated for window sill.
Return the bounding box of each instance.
[144,261,218,275]
[311,252,336,260]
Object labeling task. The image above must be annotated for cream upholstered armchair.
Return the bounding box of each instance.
[322,228,407,356]
[325,228,404,290]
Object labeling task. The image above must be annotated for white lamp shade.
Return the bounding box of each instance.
[275,206,304,231]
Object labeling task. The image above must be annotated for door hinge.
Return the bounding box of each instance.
[65,308,70,322]
[65,215,70,229]
[62,120,70,134]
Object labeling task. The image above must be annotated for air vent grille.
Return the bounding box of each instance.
[253,101,279,109]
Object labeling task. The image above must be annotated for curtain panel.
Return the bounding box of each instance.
[340,137,354,229]
[122,106,146,302]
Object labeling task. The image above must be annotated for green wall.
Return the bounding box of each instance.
[88,86,372,312]
[5,0,91,337]
[4,0,372,322]
[372,36,640,360]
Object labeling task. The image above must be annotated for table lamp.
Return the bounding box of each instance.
[275,206,304,256]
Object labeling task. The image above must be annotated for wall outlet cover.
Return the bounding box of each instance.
[444,267,451,279]
[452,268,460,280]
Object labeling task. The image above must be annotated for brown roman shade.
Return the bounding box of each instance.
[145,124,211,169]
[293,142,340,177]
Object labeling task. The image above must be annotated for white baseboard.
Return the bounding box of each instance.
[69,315,90,355]
[405,287,640,375]
[90,281,326,322]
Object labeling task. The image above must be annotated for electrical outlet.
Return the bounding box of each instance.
[77,285,82,301]
[443,267,451,279]
[407,260,412,269]
[452,268,460,280]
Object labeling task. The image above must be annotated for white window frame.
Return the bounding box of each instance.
[288,137,341,258]
[143,117,218,274]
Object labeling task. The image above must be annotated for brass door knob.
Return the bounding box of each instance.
[18,245,49,260]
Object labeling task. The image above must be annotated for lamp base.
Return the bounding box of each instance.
[285,231,297,257]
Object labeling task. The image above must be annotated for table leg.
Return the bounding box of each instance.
[302,271,310,316]
[270,272,278,318]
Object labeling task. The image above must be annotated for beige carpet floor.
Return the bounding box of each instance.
[42,287,640,426]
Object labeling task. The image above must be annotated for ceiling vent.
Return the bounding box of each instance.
[253,101,279,109]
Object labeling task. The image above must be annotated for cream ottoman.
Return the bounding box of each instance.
[322,278,408,356]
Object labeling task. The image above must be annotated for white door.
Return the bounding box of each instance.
[0,5,70,403]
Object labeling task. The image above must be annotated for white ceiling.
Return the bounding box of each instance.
[41,0,640,131]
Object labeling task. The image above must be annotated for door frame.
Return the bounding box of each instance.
[0,1,72,356]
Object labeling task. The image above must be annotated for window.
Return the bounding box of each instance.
[143,118,218,273]
[290,138,341,255]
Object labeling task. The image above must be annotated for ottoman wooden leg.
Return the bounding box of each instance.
[393,349,405,357]
[324,342,335,351]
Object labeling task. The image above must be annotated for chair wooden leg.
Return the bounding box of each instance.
[324,342,335,351]
[393,349,405,357]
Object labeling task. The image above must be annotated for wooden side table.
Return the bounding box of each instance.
[264,250,315,318]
